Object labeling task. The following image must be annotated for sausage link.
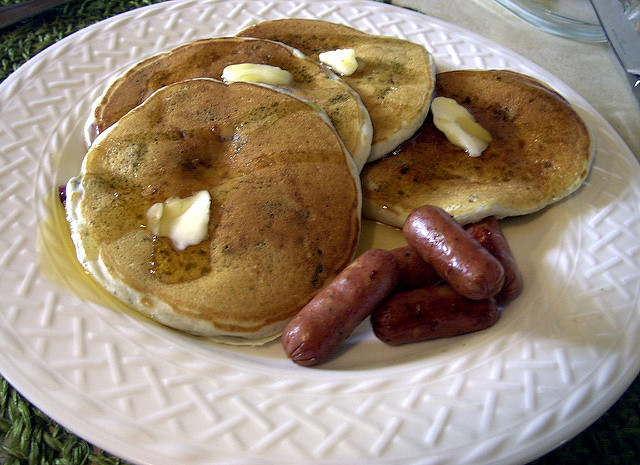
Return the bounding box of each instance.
[403,205,505,300]
[464,217,523,304]
[282,249,398,366]
[389,245,442,290]
[371,285,500,345]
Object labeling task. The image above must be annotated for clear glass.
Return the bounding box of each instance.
[491,0,607,42]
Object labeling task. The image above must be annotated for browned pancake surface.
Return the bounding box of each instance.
[70,79,361,340]
[238,19,436,161]
[90,37,371,170]
[361,69,594,227]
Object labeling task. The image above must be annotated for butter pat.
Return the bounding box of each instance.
[318,49,358,76]
[221,63,294,86]
[431,97,492,157]
[146,190,211,251]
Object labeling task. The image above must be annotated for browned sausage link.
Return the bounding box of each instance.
[282,249,399,366]
[464,216,523,304]
[403,205,505,300]
[371,285,500,346]
[389,245,442,290]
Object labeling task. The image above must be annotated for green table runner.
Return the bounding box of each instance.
[1,1,638,463]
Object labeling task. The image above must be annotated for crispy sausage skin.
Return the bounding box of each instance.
[464,216,523,304]
[371,285,500,345]
[389,245,442,290]
[403,205,505,300]
[282,249,399,366]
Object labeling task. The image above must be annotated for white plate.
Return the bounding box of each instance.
[1,1,639,464]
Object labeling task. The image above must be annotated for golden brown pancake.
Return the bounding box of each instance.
[238,19,436,162]
[86,37,372,171]
[361,69,594,227]
[67,78,361,343]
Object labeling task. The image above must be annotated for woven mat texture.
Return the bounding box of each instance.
[0,0,639,464]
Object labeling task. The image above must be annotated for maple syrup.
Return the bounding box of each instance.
[36,188,147,320]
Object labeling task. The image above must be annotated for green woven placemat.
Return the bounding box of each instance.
[1,1,639,464]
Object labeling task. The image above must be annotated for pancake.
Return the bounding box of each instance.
[86,37,372,171]
[67,78,362,343]
[238,19,436,162]
[361,69,594,228]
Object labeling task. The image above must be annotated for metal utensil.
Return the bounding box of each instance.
[590,0,640,106]
[0,0,71,30]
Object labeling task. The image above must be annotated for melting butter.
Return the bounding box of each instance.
[146,190,211,252]
[222,63,294,86]
[431,96,492,157]
[318,48,358,76]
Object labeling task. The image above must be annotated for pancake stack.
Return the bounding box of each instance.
[66,19,437,342]
[86,37,373,172]
[66,19,593,344]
